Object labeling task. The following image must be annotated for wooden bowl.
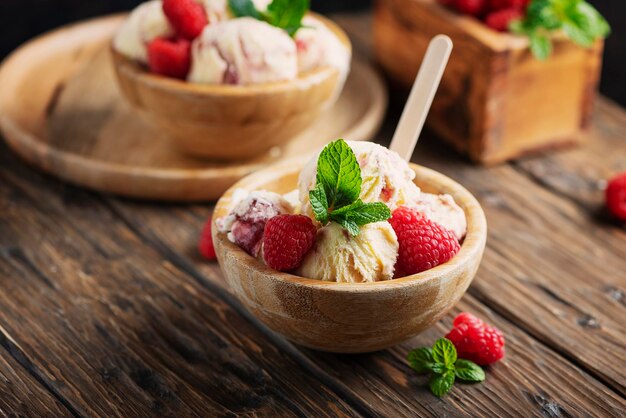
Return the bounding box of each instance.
[213,159,487,353]
[111,15,351,161]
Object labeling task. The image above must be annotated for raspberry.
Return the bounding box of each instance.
[263,215,317,272]
[147,38,191,79]
[446,312,505,365]
[163,0,208,40]
[389,206,461,276]
[198,217,216,260]
[454,0,488,17]
[488,0,529,11]
[485,8,523,31]
[606,172,626,221]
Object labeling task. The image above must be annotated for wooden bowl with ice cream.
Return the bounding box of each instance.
[111,11,351,161]
[212,158,487,353]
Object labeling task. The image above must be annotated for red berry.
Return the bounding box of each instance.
[262,215,317,272]
[455,0,488,17]
[606,172,626,221]
[163,0,208,40]
[485,7,523,31]
[147,38,191,79]
[198,217,216,260]
[446,312,505,365]
[488,0,529,11]
[389,206,461,276]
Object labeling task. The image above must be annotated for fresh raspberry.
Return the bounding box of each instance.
[198,217,216,260]
[488,0,529,12]
[446,312,505,365]
[389,206,461,276]
[262,215,317,272]
[147,38,191,79]
[485,8,523,31]
[454,0,488,17]
[163,0,208,40]
[606,172,626,221]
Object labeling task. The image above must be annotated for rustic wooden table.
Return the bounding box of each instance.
[1,13,625,418]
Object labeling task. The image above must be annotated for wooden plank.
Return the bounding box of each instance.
[0,342,71,417]
[107,190,625,416]
[0,152,362,417]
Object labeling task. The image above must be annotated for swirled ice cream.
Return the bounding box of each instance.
[188,18,297,85]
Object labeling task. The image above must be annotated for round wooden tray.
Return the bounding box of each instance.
[0,15,387,201]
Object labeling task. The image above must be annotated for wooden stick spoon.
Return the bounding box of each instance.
[389,35,453,161]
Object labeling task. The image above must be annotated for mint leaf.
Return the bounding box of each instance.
[454,359,485,382]
[265,0,309,36]
[407,348,435,373]
[430,371,455,397]
[228,0,263,19]
[334,217,360,236]
[309,184,329,224]
[431,363,447,374]
[432,338,457,367]
[529,32,552,60]
[228,0,309,36]
[316,139,361,212]
[330,201,391,236]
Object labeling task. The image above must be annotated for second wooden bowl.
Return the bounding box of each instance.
[213,159,487,353]
[111,15,351,161]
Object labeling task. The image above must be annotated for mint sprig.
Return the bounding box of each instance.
[510,0,610,60]
[407,338,485,397]
[228,0,309,36]
[309,139,391,236]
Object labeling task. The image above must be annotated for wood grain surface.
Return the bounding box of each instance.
[0,12,625,418]
[0,15,386,201]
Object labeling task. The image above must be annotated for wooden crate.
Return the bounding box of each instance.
[374,0,604,164]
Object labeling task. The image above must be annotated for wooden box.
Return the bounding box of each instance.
[374,0,604,164]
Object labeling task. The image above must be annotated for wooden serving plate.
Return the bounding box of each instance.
[0,15,387,201]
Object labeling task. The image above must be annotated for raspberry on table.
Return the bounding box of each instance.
[389,206,461,276]
[606,172,626,221]
[198,217,216,260]
[446,312,505,365]
[485,8,524,31]
[163,0,208,40]
[263,215,317,272]
[147,38,191,79]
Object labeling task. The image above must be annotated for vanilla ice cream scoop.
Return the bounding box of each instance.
[188,18,298,85]
[299,141,421,218]
[217,189,294,257]
[295,16,350,77]
[113,0,174,63]
[297,222,398,283]
[411,193,467,240]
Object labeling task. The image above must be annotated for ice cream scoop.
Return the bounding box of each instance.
[411,193,467,240]
[113,0,174,63]
[217,189,294,257]
[298,141,421,218]
[295,16,351,76]
[188,18,298,85]
[297,221,399,283]
[200,0,271,22]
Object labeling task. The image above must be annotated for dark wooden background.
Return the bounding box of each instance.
[1,0,625,106]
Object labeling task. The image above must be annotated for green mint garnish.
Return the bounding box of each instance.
[228,0,309,36]
[407,338,485,398]
[510,0,610,60]
[309,139,391,236]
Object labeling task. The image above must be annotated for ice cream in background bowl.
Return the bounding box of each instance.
[111,0,351,160]
[212,140,486,353]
